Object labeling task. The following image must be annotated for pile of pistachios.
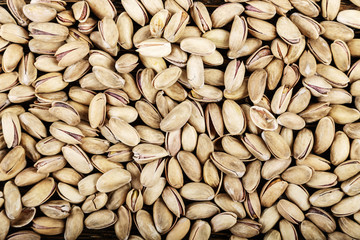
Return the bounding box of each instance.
[1,0,360,239]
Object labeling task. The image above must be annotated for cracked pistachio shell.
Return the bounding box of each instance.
[28,22,69,43]
[2,112,21,148]
[271,38,288,60]
[277,199,305,224]
[166,217,190,240]
[162,186,185,217]
[116,12,133,50]
[7,0,29,26]
[126,189,143,213]
[98,17,118,49]
[247,17,276,41]
[71,1,90,23]
[39,200,70,220]
[22,178,56,207]
[316,64,349,88]
[248,69,267,104]
[135,210,160,240]
[341,173,360,196]
[0,146,26,181]
[246,45,273,72]
[306,208,336,234]
[149,9,170,38]
[173,0,193,11]
[93,66,125,89]
[266,59,284,90]
[321,0,340,20]
[308,37,332,65]
[230,218,261,238]
[210,212,237,232]
[160,100,192,132]
[339,217,360,239]
[303,75,332,97]
[224,59,245,93]
[250,106,277,131]
[298,102,332,123]
[62,144,92,174]
[260,177,288,207]
[190,2,211,33]
[284,35,306,65]
[132,143,168,164]
[164,11,189,43]
[334,160,360,181]
[210,152,246,178]
[49,121,84,144]
[189,220,211,240]
[289,0,320,17]
[241,133,271,161]
[49,101,80,126]
[290,13,324,39]
[262,131,291,159]
[293,128,314,160]
[88,93,106,129]
[140,158,165,188]
[244,1,276,19]
[211,3,244,28]
[56,10,76,27]
[31,217,64,236]
[55,41,89,67]
[229,38,262,59]
[331,39,351,72]
[276,16,302,45]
